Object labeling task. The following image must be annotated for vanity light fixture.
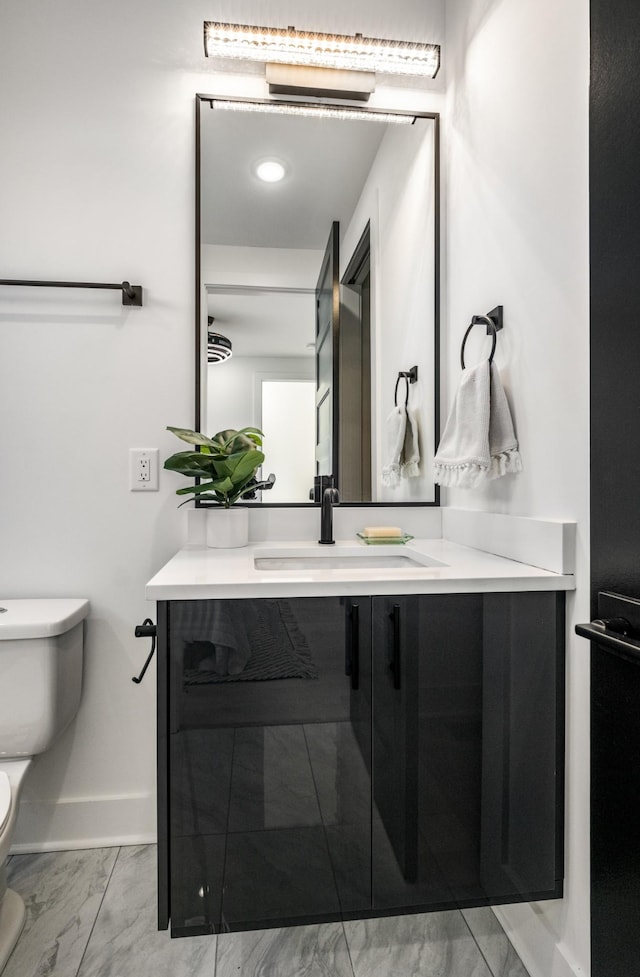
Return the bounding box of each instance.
[265,63,375,101]
[203,22,440,79]
[208,98,415,126]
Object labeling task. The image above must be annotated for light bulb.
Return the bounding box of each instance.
[254,158,287,183]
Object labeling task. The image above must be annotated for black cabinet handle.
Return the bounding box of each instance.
[390,604,401,690]
[345,602,360,690]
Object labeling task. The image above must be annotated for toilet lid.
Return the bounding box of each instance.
[0,772,10,833]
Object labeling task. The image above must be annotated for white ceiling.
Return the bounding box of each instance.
[207,288,316,358]
[200,104,387,250]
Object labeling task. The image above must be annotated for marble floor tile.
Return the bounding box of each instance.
[76,844,218,977]
[4,846,118,977]
[216,921,355,977]
[4,842,533,977]
[344,911,494,977]
[461,908,531,977]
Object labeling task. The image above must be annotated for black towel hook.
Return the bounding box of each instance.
[394,365,418,408]
[132,618,157,684]
[460,306,503,370]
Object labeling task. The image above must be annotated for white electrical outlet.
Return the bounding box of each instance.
[129,448,159,491]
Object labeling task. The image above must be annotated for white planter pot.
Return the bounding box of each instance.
[205,506,249,549]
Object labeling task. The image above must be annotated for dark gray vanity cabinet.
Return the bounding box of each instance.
[157,591,564,937]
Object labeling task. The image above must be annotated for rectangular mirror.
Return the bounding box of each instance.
[196,95,440,506]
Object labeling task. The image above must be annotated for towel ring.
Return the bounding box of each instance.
[460,315,498,370]
[394,375,410,408]
[394,365,418,408]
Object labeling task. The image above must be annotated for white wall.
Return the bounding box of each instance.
[342,120,437,502]
[443,2,590,976]
[206,355,314,434]
[0,0,444,851]
[202,244,323,290]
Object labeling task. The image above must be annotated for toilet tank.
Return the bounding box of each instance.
[0,599,89,758]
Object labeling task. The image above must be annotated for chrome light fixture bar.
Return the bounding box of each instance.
[204,22,440,79]
[208,97,415,126]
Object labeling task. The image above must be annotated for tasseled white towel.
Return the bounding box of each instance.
[402,407,421,479]
[382,405,422,487]
[382,405,406,487]
[434,360,522,488]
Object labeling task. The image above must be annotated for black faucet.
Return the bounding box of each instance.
[319,486,340,544]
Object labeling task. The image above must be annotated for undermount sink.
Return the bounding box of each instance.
[254,552,445,571]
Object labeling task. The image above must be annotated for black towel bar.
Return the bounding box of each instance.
[0,278,143,306]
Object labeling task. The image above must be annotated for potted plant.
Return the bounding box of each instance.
[164,425,267,548]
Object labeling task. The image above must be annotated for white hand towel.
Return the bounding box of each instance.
[382,405,407,487]
[434,360,521,488]
[486,361,522,480]
[401,406,421,478]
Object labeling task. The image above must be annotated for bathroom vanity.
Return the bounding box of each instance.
[147,538,573,937]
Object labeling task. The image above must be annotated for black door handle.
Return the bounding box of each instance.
[576,620,640,663]
[390,604,401,690]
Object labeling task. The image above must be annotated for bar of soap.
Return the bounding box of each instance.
[362,526,403,538]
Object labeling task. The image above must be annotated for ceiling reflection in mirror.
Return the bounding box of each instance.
[197,96,439,505]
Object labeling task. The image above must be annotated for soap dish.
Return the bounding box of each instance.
[357,533,414,545]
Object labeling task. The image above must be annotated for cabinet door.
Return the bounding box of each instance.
[372,594,485,910]
[480,592,565,901]
[166,596,372,935]
[371,592,564,912]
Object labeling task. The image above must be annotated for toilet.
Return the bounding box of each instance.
[0,598,89,973]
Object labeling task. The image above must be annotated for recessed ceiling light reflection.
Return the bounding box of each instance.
[254,158,287,183]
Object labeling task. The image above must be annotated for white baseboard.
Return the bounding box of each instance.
[9,794,156,854]
[493,905,587,977]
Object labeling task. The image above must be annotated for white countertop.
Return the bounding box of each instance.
[145,538,575,601]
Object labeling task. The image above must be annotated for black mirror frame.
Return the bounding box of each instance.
[194,93,440,508]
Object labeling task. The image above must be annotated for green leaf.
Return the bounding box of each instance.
[211,429,239,451]
[237,482,261,499]
[210,457,234,478]
[176,480,222,496]
[213,427,262,455]
[163,451,213,476]
[235,427,264,446]
[209,475,235,494]
[166,426,218,448]
[227,449,265,483]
